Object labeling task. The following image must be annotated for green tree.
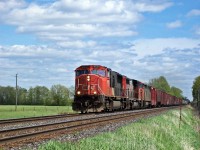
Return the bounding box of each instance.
[38,86,50,105]
[0,86,16,105]
[50,84,70,106]
[68,86,74,98]
[0,86,6,104]
[28,86,51,105]
[68,85,74,106]
[27,87,34,105]
[149,76,183,98]
[18,87,28,105]
[170,86,183,98]
[149,76,171,93]
[0,85,72,106]
[192,76,200,101]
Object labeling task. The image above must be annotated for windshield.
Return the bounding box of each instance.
[76,70,89,76]
[91,70,106,77]
[138,83,143,88]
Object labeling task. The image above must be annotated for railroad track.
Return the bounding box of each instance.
[0,106,179,149]
[0,113,81,125]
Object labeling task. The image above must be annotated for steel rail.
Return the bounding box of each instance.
[0,106,178,148]
[0,113,86,126]
[0,106,176,137]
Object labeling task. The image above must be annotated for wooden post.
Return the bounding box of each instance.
[179,99,182,129]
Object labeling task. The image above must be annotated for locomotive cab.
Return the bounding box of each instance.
[73,65,109,113]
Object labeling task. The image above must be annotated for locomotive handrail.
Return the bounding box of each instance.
[97,78,105,96]
[75,78,80,92]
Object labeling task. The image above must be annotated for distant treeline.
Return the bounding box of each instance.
[149,76,183,98]
[0,85,74,106]
[0,76,185,106]
[192,76,200,111]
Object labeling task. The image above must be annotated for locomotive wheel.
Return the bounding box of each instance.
[81,108,88,114]
[130,102,133,110]
[109,100,114,111]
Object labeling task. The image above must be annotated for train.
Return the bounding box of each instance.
[72,65,182,113]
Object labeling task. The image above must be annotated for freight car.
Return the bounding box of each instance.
[72,65,182,113]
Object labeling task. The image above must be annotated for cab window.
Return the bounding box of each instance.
[140,84,143,88]
[76,70,89,76]
[98,70,106,76]
[107,71,110,78]
[91,70,106,77]
[137,83,143,88]
[91,70,97,74]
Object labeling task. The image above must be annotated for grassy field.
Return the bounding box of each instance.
[0,105,74,119]
[39,106,200,150]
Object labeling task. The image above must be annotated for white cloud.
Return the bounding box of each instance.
[131,38,200,58]
[187,9,200,17]
[57,40,96,48]
[1,0,141,38]
[0,0,172,42]
[0,0,25,12]
[1,0,198,101]
[0,37,199,100]
[0,0,26,22]
[166,20,182,28]
[130,46,200,100]
[195,27,200,35]
[132,1,173,12]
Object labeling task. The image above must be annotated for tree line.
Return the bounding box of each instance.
[0,76,184,106]
[149,76,183,98]
[0,85,74,106]
[192,76,200,110]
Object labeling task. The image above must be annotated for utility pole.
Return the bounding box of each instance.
[15,74,18,111]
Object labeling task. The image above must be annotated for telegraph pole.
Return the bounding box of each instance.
[15,74,18,111]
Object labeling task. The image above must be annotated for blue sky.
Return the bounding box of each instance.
[0,0,200,100]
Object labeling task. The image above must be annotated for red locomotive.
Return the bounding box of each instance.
[72,65,181,113]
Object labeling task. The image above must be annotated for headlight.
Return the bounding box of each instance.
[87,75,90,81]
[94,91,97,94]
[77,91,81,95]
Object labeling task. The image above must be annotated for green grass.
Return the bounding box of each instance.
[39,106,200,150]
[0,105,74,119]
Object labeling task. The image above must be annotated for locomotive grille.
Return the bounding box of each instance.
[82,85,89,90]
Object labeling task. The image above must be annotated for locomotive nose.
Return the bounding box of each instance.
[77,74,99,95]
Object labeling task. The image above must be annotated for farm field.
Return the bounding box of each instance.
[39,106,200,150]
[0,105,74,119]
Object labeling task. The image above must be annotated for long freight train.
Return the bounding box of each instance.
[72,65,181,113]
